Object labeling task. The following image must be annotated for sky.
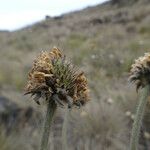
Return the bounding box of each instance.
[0,0,108,31]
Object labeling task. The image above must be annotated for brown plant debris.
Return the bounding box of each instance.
[25,47,90,108]
[129,53,150,91]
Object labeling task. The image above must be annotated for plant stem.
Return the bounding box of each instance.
[40,96,57,150]
[62,107,68,150]
[130,85,150,150]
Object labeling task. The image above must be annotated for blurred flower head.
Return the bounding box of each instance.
[25,47,90,108]
[129,53,150,91]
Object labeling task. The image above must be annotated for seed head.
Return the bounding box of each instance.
[129,53,150,91]
[25,47,90,108]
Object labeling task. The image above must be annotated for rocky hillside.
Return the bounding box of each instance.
[0,0,150,149]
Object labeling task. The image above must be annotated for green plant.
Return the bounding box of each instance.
[67,34,87,49]
[129,53,150,150]
[40,99,56,150]
[25,47,90,150]
[62,107,69,150]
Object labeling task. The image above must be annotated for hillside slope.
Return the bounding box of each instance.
[0,0,150,89]
[0,0,150,149]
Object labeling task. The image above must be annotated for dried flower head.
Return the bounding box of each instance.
[129,53,150,91]
[25,47,90,108]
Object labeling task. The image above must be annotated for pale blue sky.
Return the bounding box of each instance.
[0,0,108,31]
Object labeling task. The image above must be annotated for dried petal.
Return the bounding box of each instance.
[129,53,150,91]
[25,47,90,107]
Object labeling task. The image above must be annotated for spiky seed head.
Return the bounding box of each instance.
[129,53,150,91]
[25,47,90,108]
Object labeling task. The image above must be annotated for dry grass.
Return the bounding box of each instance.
[67,101,128,150]
[0,0,150,149]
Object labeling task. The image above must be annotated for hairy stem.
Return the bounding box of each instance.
[130,85,150,150]
[40,95,57,150]
[62,107,68,150]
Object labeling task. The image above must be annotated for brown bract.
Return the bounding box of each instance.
[129,53,150,91]
[25,47,90,108]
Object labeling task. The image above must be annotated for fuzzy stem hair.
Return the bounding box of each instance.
[62,107,68,150]
[130,85,150,150]
[40,95,57,150]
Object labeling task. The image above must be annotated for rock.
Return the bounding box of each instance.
[0,96,18,113]
[45,15,51,20]
[0,96,41,134]
[53,15,63,20]
[90,18,103,25]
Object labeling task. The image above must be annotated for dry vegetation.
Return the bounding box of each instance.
[0,0,150,149]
